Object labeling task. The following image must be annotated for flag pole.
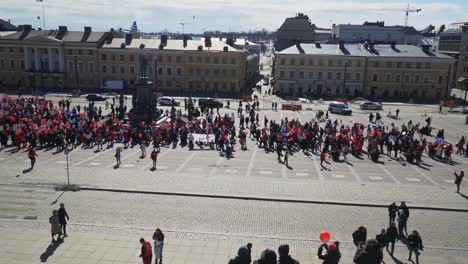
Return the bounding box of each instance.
[41,0,46,30]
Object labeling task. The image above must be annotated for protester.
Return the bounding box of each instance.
[386,223,398,256]
[253,249,277,264]
[139,238,152,264]
[28,147,38,169]
[115,147,122,166]
[454,171,464,193]
[278,244,299,264]
[317,242,341,264]
[352,226,367,248]
[353,239,383,264]
[229,246,251,264]
[388,202,398,226]
[151,149,158,170]
[57,203,69,237]
[375,229,387,251]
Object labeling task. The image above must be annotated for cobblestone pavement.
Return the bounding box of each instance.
[0,185,467,262]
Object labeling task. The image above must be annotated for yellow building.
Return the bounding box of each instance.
[100,35,248,96]
[0,25,108,93]
[274,42,455,101]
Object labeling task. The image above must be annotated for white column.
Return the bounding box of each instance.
[24,47,31,71]
[34,48,40,71]
[58,48,64,72]
[48,48,53,72]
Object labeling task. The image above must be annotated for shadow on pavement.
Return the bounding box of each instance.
[40,239,63,262]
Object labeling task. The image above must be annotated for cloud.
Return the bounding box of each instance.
[1,0,466,32]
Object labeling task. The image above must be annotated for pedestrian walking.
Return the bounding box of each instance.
[152,228,164,264]
[58,203,69,237]
[388,202,398,226]
[454,171,464,193]
[395,108,400,119]
[397,208,408,238]
[352,226,367,248]
[115,147,122,167]
[28,148,38,169]
[151,149,158,170]
[407,230,424,264]
[320,150,328,167]
[386,223,398,256]
[283,148,289,166]
[399,201,410,222]
[139,238,153,264]
[253,249,277,264]
[49,210,61,243]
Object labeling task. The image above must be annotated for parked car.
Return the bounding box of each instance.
[86,94,106,101]
[158,97,180,106]
[328,101,352,115]
[360,101,383,110]
[198,98,223,109]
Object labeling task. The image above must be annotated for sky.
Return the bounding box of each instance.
[0,0,467,33]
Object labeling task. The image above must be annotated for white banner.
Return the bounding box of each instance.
[192,133,215,143]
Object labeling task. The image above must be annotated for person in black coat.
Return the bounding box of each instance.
[353,239,383,264]
[317,242,341,264]
[375,229,387,249]
[57,203,69,237]
[399,202,410,220]
[388,202,398,225]
[407,230,424,264]
[278,244,299,264]
[386,223,398,256]
[352,226,367,248]
[229,246,251,264]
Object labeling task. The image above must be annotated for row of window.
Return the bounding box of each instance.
[279,57,434,69]
[187,81,237,90]
[279,70,360,81]
[99,64,238,77]
[101,53,238,65]
[371,73,444,84]
[67,49,94,56]
[68,61,95,74]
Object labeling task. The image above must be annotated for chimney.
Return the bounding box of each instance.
[19,24,32,40]
[422,44,432,53]
[315,42,321,48]
[161,35,168,46]
[182,34,188,48]
[23,24,32,32]
[364,41,369,50]
[197,45,203,51]
[56,26,68,40]
[204,36,212,48]
[18,25,23,31]
[390,41,396,50]
[125,33,132,45]
[223,46,228,52]
[339,40,345,50]
[81,26,92,42]
[369,42,375,50]
[219,36,222,41]
[226,37,235,46]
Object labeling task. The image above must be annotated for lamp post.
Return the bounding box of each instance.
[64,146,71,186]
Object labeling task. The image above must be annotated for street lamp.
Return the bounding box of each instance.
[64,146,71,186]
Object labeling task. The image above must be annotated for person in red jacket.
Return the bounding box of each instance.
[139,238,152,264]
[151,149,158,171]
[454,171,464,193]
[28,148,38,169]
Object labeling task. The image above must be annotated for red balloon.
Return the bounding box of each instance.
[320,231,331,243]
[138,133,142,139]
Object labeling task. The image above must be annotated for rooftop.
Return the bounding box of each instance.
[0,19,18,31]
[0,28,107,43]
[277,43,453,59]
[102,38,242,52]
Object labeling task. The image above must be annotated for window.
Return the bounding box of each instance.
[290,58,295,65]
[337,72,342,80]
[213,69,219,76]
[177,68,181,76]
[318,60,323,66]
[231,69,237,76]
[221,69,226,76]
[424,77,428,84]
[102,65,107,73]
[356,61,361,67]
[327,72,332,80]
[188,81,193,89]
[414,75,419,83]
[424,63,431,69]
[396,75,400,82]
[88,62,94,73]
[68,61,73,72]
[78,62,84,73]
[101,54,107,60]
[356,73,361,80]
[78,50,83,55]
[67,50,72,55]
[289,71,295,78]
[111,54,116,61]
[205,69,210,76]
[205,57,210,63]
[120,66,125,74]
[308,59,314,66]
[280,71,285,78]
[120,55,125,61]
[346,72,351,80]
[214,57,219,64]
[318,72,323,80]
[386,62,392,68]
[174,56,180,63]
[299,72,304,78]
[21,60,25,70]
[44,48,48,54]
[300,59,304,65]
[166,80,172,87]
[10,60,15,69]
[397,62,402,68]
[230,82,236,90]
[372,73,378,81]
[405,75,410,82]
[158,55,163,62]
[231,58,237,64]
[130,66,135,74]
[328,60,333,66]
[111,66,116,73]
[416,62,422,69]
[438,75,443,84]
[280,58,286,65]
[406,62,411,68]
[159,67,163,75]
[197,56,201,63]
[386,74,391,82]
[88,50,93,56]
[167,56,172,63]
[222,57,227,64]
[167,68,172,75]
[373,61,379,68]
[0,60,5,70]
[308,72,313,78]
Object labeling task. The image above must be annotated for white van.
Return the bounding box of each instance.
[328,101,352,115]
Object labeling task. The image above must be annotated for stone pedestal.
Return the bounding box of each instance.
[131,77,159,124]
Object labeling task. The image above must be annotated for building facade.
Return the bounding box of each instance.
[100,35,248,96]
[274,42,454,101]
[0,25,108,93]
[331,21,421,45]
[438,22,468,85]
[275,13,315,51]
